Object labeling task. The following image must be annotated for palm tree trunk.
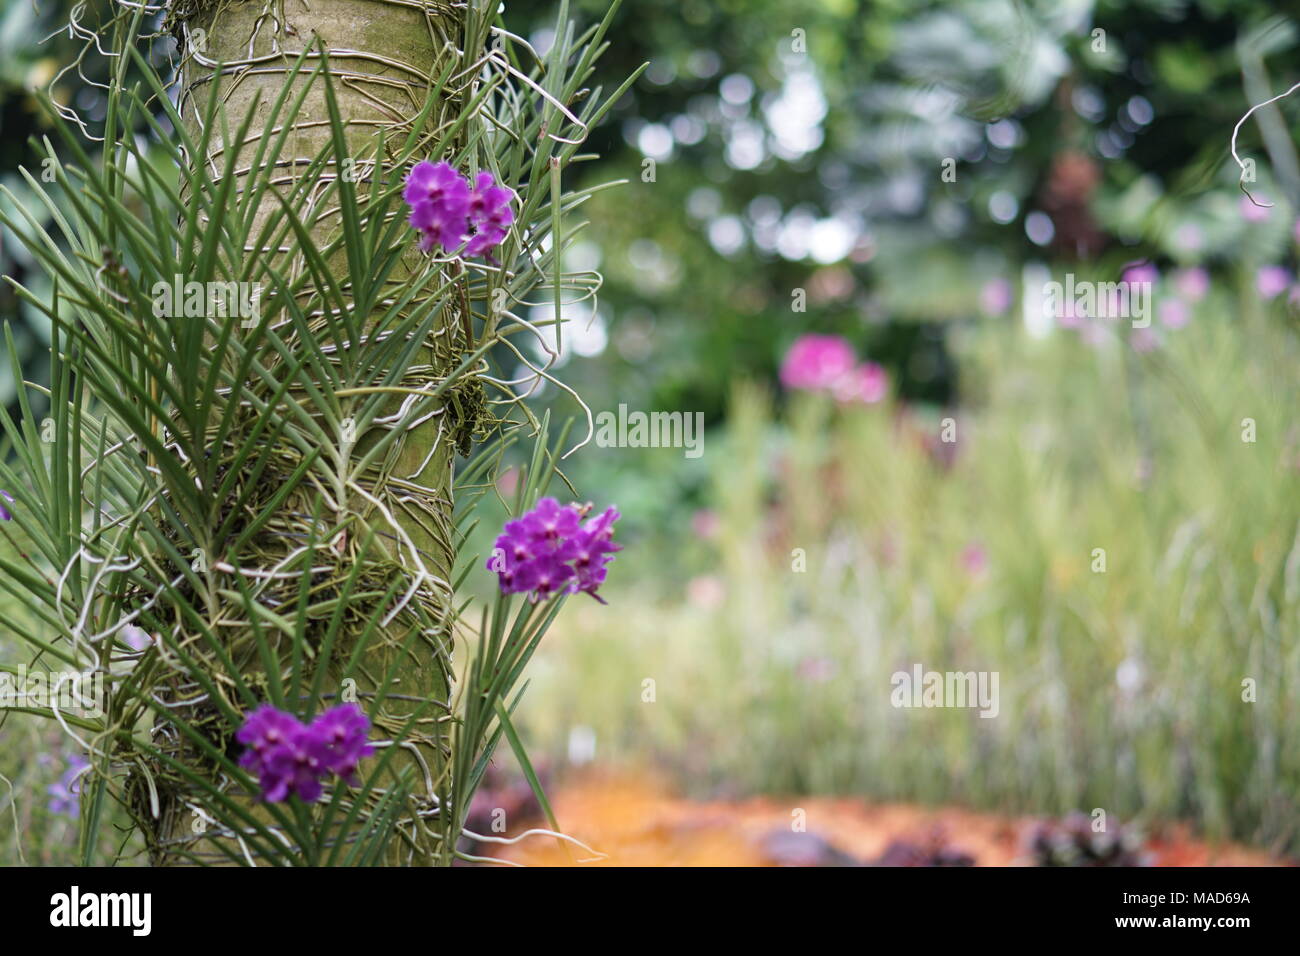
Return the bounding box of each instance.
[150,0,470,865]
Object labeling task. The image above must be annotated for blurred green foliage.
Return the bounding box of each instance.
[491,0,1300,428]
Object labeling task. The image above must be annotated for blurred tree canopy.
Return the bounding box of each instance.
[2,0,1299,422]
[498,0,1300,422]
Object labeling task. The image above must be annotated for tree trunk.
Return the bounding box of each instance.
[146,0,469,866]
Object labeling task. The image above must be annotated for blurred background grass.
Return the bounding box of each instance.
[514,300,1300,853]
[3,0,1300,861]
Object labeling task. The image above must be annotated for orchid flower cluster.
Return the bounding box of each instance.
[403,160,515,258]
[487,498,622,602]
[236,703,374,803]
[0,489,14,521]
[780,334,888,404]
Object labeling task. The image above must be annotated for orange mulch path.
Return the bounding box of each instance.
[486,773,1286,867]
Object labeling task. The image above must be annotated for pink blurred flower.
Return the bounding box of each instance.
[780,335,888,405]
[1056,300,1086,328]
[780,334,856,391]
[1158,298,1189,329]
[1056,301,1085,329]
[691,509,720,540]
[832,362,889,404]
[1172,267,1208,302]
[1257,265,1292,300]
[961,543,988,576]
[687,574,726,609]
[496,467,519,498]
[1240,194,1271,222]
[1121,262,1159,286]
[979,278,1013,316]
